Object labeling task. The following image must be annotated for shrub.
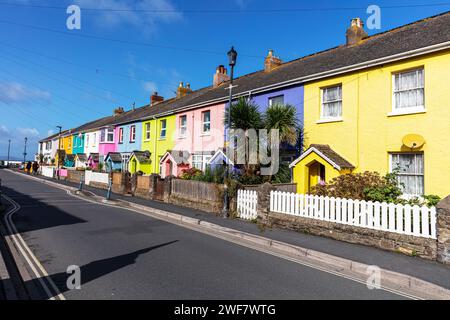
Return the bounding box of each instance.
[311,171,403,202]
[422,195,441,207]
[180,168,202,180]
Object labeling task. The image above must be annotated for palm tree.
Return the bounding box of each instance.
[225,97,264,175]
[263,104,302,181]
[225,97,263,130]
[264,104,300,145]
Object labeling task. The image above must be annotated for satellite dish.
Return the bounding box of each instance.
[402,134,425,149]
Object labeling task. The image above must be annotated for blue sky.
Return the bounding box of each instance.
[0,0,449,158]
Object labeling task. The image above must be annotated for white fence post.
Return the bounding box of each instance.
[268,191,437,239]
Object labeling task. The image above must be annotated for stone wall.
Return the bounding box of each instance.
[169,178,224,214]
[263,211,437,260]
[256,185,446,261]
[67,170,84,184]
[437,195,450,265]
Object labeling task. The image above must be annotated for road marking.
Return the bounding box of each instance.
[2,194,66,300]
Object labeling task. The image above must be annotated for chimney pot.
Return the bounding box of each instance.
[346,17,368,46]
[150,92,164,106]
[264,49,282,72]
[213,65,230,88]
[177,82,192,98]
[113,106,124,116]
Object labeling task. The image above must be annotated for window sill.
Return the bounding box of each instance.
[388,109,426,117]
[178,135,187,139]
[316,118,343,124]
[158,137,167,141]
[200,132,211,136]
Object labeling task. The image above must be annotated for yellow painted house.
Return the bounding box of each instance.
[291,14,450,198]
[138,115,176,175]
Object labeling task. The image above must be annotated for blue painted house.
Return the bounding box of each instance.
[116,121,142,168]
[72,133,85,155]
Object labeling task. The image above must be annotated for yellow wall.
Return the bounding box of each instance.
[141,115,176,175]
[128,156,152,174]
[60,135,73,155]
[302,50,450,197]
[292,152,344,194]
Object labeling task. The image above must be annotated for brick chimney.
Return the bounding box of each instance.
[177,82,192,98]
[150,92,164,106]
[346,18,368,46]
[113,107,124,116]
[213,65,229,88]
[264,49,282,72]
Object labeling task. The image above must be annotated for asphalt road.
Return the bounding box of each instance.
[0,170,407,300]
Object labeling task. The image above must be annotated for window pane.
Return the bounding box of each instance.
[269,95,284,106]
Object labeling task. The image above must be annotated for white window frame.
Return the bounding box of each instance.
[101,128,114,143]
[179,115,187,137]
[118,128,124,144]
[192,154,212,171]
[202,110,211,134]
[389,153,424,196]
[130,125,136,143]
[160,120,167,139]
[391,68,425,116]
[269,95,285,106]
[121,153,131,172]
[320,85,343,121]
[86,134,90,147]
[92,133,97,147]
[144,123,151,141]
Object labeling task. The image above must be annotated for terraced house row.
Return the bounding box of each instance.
[37,13,450,198]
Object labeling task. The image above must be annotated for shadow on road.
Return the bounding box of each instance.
[27,240,179,299]
[0,185,87,235]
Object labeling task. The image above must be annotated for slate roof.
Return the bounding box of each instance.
[105,152,122,163]
[75,153,87,162]
[65,154,76,162]
[310,144,354,169]
[37,12,450,140]
[131,151,151,164]
[88,153,99,162]
[162,150,191,165]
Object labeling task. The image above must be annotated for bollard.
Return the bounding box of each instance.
[78,173,84,192]
[106,177,112,200]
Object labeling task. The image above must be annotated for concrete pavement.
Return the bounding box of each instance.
[0,169,410,300]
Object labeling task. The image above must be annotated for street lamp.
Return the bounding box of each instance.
[23,137,28,164]
[56,125,62,180]
[7,139,11,167]
[222,46,238,218]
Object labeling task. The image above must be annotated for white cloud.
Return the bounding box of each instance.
[74,0,183,33]
[143,81,158,93]
[17,127,40,137]
[0,82,51,105]
[47,129,55,136]
[234,0,252,9]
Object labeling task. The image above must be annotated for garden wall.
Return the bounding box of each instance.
[169,179,224,214]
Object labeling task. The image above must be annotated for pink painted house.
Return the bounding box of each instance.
[165,102,226,174]
[98,126,119,163]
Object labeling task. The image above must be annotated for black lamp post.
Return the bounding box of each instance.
[23,137,28,164]
[222,46,238,218]
[56,125,62,180]
[7,139,11,167]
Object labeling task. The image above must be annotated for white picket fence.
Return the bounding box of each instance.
[41,166,55,178]
[270,191,437,239]
[237,190,258,220]
[84,170,109,186]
